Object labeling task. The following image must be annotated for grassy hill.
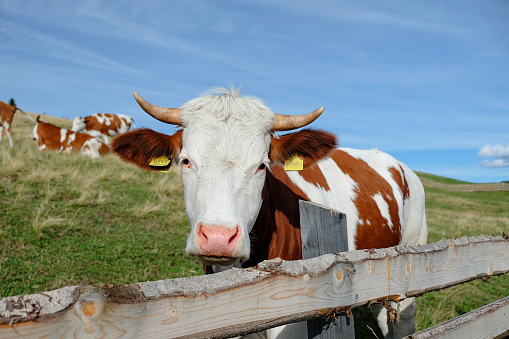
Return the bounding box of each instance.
[1,112,508,335]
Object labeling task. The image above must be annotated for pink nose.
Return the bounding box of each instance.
[197,223,241,257]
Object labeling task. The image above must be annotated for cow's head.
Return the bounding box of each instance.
[71,116,86,132]
[113,88,336,267]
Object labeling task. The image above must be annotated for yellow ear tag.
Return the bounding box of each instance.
[284,154,303,171]
[149,155,171,172]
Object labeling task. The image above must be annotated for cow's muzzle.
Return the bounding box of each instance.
[196,223,241,265]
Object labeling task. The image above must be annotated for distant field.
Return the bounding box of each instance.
[1,113,508,336]
[25,112,73,129]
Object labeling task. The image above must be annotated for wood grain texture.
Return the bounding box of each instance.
[0,235,508,339]
[407,296,509,339]
[299,200,353,339]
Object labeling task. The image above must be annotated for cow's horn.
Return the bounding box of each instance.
[272,107,324,131]
[133,92,182,125]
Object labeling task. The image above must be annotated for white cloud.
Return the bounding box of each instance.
[478,144,509,168]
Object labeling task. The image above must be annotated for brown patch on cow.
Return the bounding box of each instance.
[298,162,331,191]
[0,101,16,138]
[34,120,110,155]
[330,150,401,250]
[112,128,183,171]
[269,129,337,167]
[243,165,310,267]
[389,165,410,200]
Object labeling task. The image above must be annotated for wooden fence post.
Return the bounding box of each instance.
[299,200,355,339]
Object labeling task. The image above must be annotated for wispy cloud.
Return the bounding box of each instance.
[0,19,140,74]
[478,144,509,168]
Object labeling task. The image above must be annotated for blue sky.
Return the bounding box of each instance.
[1,0,508,183]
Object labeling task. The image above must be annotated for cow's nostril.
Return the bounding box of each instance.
[228,226,240,244]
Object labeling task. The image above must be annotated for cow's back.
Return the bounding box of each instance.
[86,113,133,136]
[286,148,427,250]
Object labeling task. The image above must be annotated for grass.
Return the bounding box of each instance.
[0,114,202,296]
[1,113,508,336]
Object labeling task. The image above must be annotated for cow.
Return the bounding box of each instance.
[112,88,427,339]
[0,100,35,147]
[32,116,110,158]
[72,113,135,144]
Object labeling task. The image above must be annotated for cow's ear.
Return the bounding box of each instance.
[269,129,337,167]
[112,128,182,171]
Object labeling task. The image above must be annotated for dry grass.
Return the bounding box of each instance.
[129,201,165,217]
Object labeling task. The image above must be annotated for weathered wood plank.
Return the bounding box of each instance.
[406,296,509,339]
[300,200,349,259]
[1,235,508,339]
[300,200,353,339]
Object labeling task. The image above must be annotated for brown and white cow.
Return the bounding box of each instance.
[0,100,34,148]
[32,116,110,158]
[112,88,427,338]
[72,113,135,144]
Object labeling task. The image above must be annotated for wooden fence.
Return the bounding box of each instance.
[1,234,508,338]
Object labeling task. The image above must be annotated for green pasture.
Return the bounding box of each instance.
[1,113,507,336]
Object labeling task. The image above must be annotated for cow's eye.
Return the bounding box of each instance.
[256,163,267,173]
[180,158,191,169]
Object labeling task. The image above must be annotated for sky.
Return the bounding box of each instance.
[1,0,508,183]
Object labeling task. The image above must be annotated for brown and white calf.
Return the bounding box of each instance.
[0,100,34,147]
[32,117,109,158]
[112,88,427,339]
[72,113,135,144]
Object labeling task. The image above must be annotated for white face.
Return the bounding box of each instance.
[72,117,86,132]
[179,92,274,266]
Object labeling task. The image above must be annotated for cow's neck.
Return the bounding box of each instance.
[242,165,309,268]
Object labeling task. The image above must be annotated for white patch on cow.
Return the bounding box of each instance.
[114,114,132,135]
[81,138,103,158]
[95,113,113,126]
[60,128,67,143]
[88,129,103,139]
[372,192,393,228]
[1,121,13,147]
[38,144,46,150]
[287,156,360,250]
[31,124,39,141]
[71,117,86,132]
[67,132,76,145]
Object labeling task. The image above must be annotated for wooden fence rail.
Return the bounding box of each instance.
[1,235,508,338]
[408,296,509,339]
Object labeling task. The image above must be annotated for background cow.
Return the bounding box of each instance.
[112,88,427,339]
[72,113,135,144]
[32,116,109,158]
[0,100,35,147]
